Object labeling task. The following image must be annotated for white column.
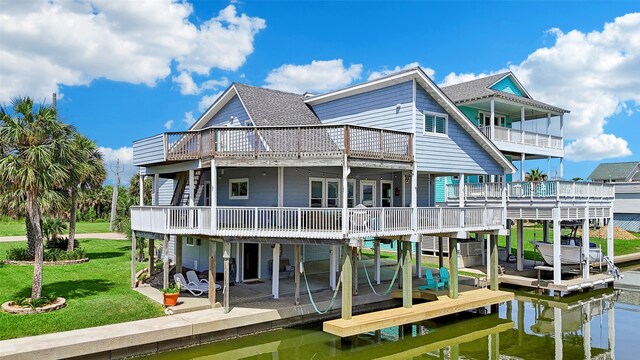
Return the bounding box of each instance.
[235,243,241,283]
[547,157,551,179]
[582,208,590,280]
[547,112,551,134]
[342,155,350,236]
[211,160,217,234]
[411,164,418,242]
[553,208,562,285]
[153,174,160,206]
[374,240,381,284]
[330,245,337,290]
[272,243,280,298]
[517,220,524,271]
[520,153,526,181]
[607,217,614,269]
[584,302,591,360]
[415,241,422,279]
[608,303,616,359]
[139,174,144,206]
[188,169,195,206]
[559,158,564,179]
[490,98,495,140]
[480,233,486,266]
[554,307,563,360]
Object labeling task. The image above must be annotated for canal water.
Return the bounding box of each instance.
[142,287,638,360]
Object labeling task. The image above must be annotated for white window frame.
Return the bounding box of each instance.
[308,177,342,208]
[380,180,393,207]
[360,180,377,207]
[186,237,195,247]
[347,179,356,208]
[478,111,506,128]
[229,178,249,200]
[423,111,448,136]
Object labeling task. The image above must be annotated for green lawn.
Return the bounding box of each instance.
[0,220,111,236]
[0,239,164,340]
[498,227,640,261]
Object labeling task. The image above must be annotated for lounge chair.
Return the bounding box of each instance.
[174,273,207,296]
[418,270,444,291]
[439,267,450,290]
[187,270,221,291]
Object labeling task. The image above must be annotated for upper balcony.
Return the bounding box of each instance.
[480,125,563,158]
[133,125,414,168]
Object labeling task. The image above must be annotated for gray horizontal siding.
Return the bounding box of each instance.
[203,95,250,128]
[613,214,640,232]
[614,196,640,214]
[312,81,413,131]
[414,85,503,175]
[155,178,174,206]
[133,134,165,166]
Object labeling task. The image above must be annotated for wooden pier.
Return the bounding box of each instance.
[499,272,615,293]
[323,288,514,337]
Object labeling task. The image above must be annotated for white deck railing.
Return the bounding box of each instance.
[131,205,505,238]
[446,181,615,202]
[481,125,563,150]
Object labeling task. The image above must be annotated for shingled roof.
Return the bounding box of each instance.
[588,162,640,182]
[233,83,320,126]
[441,72,569,114]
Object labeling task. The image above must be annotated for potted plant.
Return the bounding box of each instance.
[161,283,180,307]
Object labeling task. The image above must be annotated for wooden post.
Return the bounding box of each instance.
[449,237,458,299]
[148,238,155,275]
[415,240,422,279]
[450,344,460,360]
[553,208,562,285]
[402,240,412,308]
[163,234,169,289]
[505,221,512,261]
[490,235,498,290]
[438,237,444,269]
[554,307,563,360]
[209,240,217,307]
[341,245,352,320]
[374,240,381,284]
[330,245,337,290]
[516,220,524,271]
[176,236,183,273]
[223,241,231,313]
[294,244,301,305]
[352,247,358,296]
[584,302,591,360]
[272,243,280,298]
[543,220,549,243]
[490,333,499,360]
[131,231,137,288]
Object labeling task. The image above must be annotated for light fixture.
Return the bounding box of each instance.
[261,171,267,177]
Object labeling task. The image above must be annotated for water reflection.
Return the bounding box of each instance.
[143,289,631,360]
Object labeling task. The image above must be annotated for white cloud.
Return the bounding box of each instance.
[367,62,434,81]
[565,134,632,161]
[440,71,506,87]
[0,2,264,101]
[440,13,640,161]
[172,71,229,95]
[183,111,196,127]
[264,59,363,94]
[164,120,174,130]
[199,91,224,112]
[98,146,136,185]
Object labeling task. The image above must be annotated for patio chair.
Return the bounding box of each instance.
[187,270,221,291]
[439,267,450,290]
[418,270,444,291]
[174,273,206,296]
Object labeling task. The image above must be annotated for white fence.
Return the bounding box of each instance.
[482,125,563,150]
[446,181,615,201]
[416,207,504,234]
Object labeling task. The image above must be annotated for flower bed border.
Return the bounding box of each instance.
[2,258,89,266]
[2,297,66,314]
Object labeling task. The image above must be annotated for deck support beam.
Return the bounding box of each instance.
[223,241,231,313]
[153,174,159,206]
[553,208,562,285]
[516,220,524,271]
[208,240,217,307]
[415,240,422,279]
[582,208,590,280]
[139,174,144,205]
[341,245,353,320]
[148,238,154,276]
[490,235,498,291]
[542,220,549,243]
[176,236,182,273]
[294,244,301,305]
[584,301,591,359]
[402,239,413,308]
[520,153,525,181]
[438,237,444,269]
[211,160,217,234]
[330,245,338,290]
[374,240,381,284]
[162,234,169,289]
[554,307,563,360]
[272,243,280,298]
[490,98,495,141]
[449,237,458,299]
[607,217,614,271]
[505,221,512,261]
[131,231,137,288]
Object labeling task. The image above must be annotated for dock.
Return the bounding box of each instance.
[323,288,514,337]
[499,272,615,292]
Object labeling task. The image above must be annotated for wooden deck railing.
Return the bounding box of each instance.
[481,125,563,150]
[164,125,413,162]
[446,181,615,201]
[131,205,505,238]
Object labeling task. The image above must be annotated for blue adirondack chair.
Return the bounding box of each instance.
[439,267,450,289]
[418,270,444,291]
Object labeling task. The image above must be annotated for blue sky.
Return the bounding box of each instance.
[2,1,639,183]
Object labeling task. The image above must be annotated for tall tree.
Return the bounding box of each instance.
[525,168,548,182]
[66,134,106,250]
[0,97,76,299]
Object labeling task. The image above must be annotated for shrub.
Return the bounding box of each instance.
[44,248,86,261]
[161,283,180,294]
[13,294,58,308]
[84,208,97,222]
[6,247,32,261]
[45,237,79,251]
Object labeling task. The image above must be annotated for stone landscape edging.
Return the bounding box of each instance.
[2,258,89,266]
[1,297,66,315]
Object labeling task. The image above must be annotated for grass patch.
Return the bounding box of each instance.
[498,227,640,261]
[0,239,163,340]
[0,220,111,236]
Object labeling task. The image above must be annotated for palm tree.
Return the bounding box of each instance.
[66,134,106,250]
[572,177,583,182]
[525,168,548,182]
[0,97,76,299]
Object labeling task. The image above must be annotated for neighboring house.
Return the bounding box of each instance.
[589,162,640,232]
[130,66,615,309]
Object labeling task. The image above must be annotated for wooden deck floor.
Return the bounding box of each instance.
[323,288,514,337]
[499,273,615,292]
